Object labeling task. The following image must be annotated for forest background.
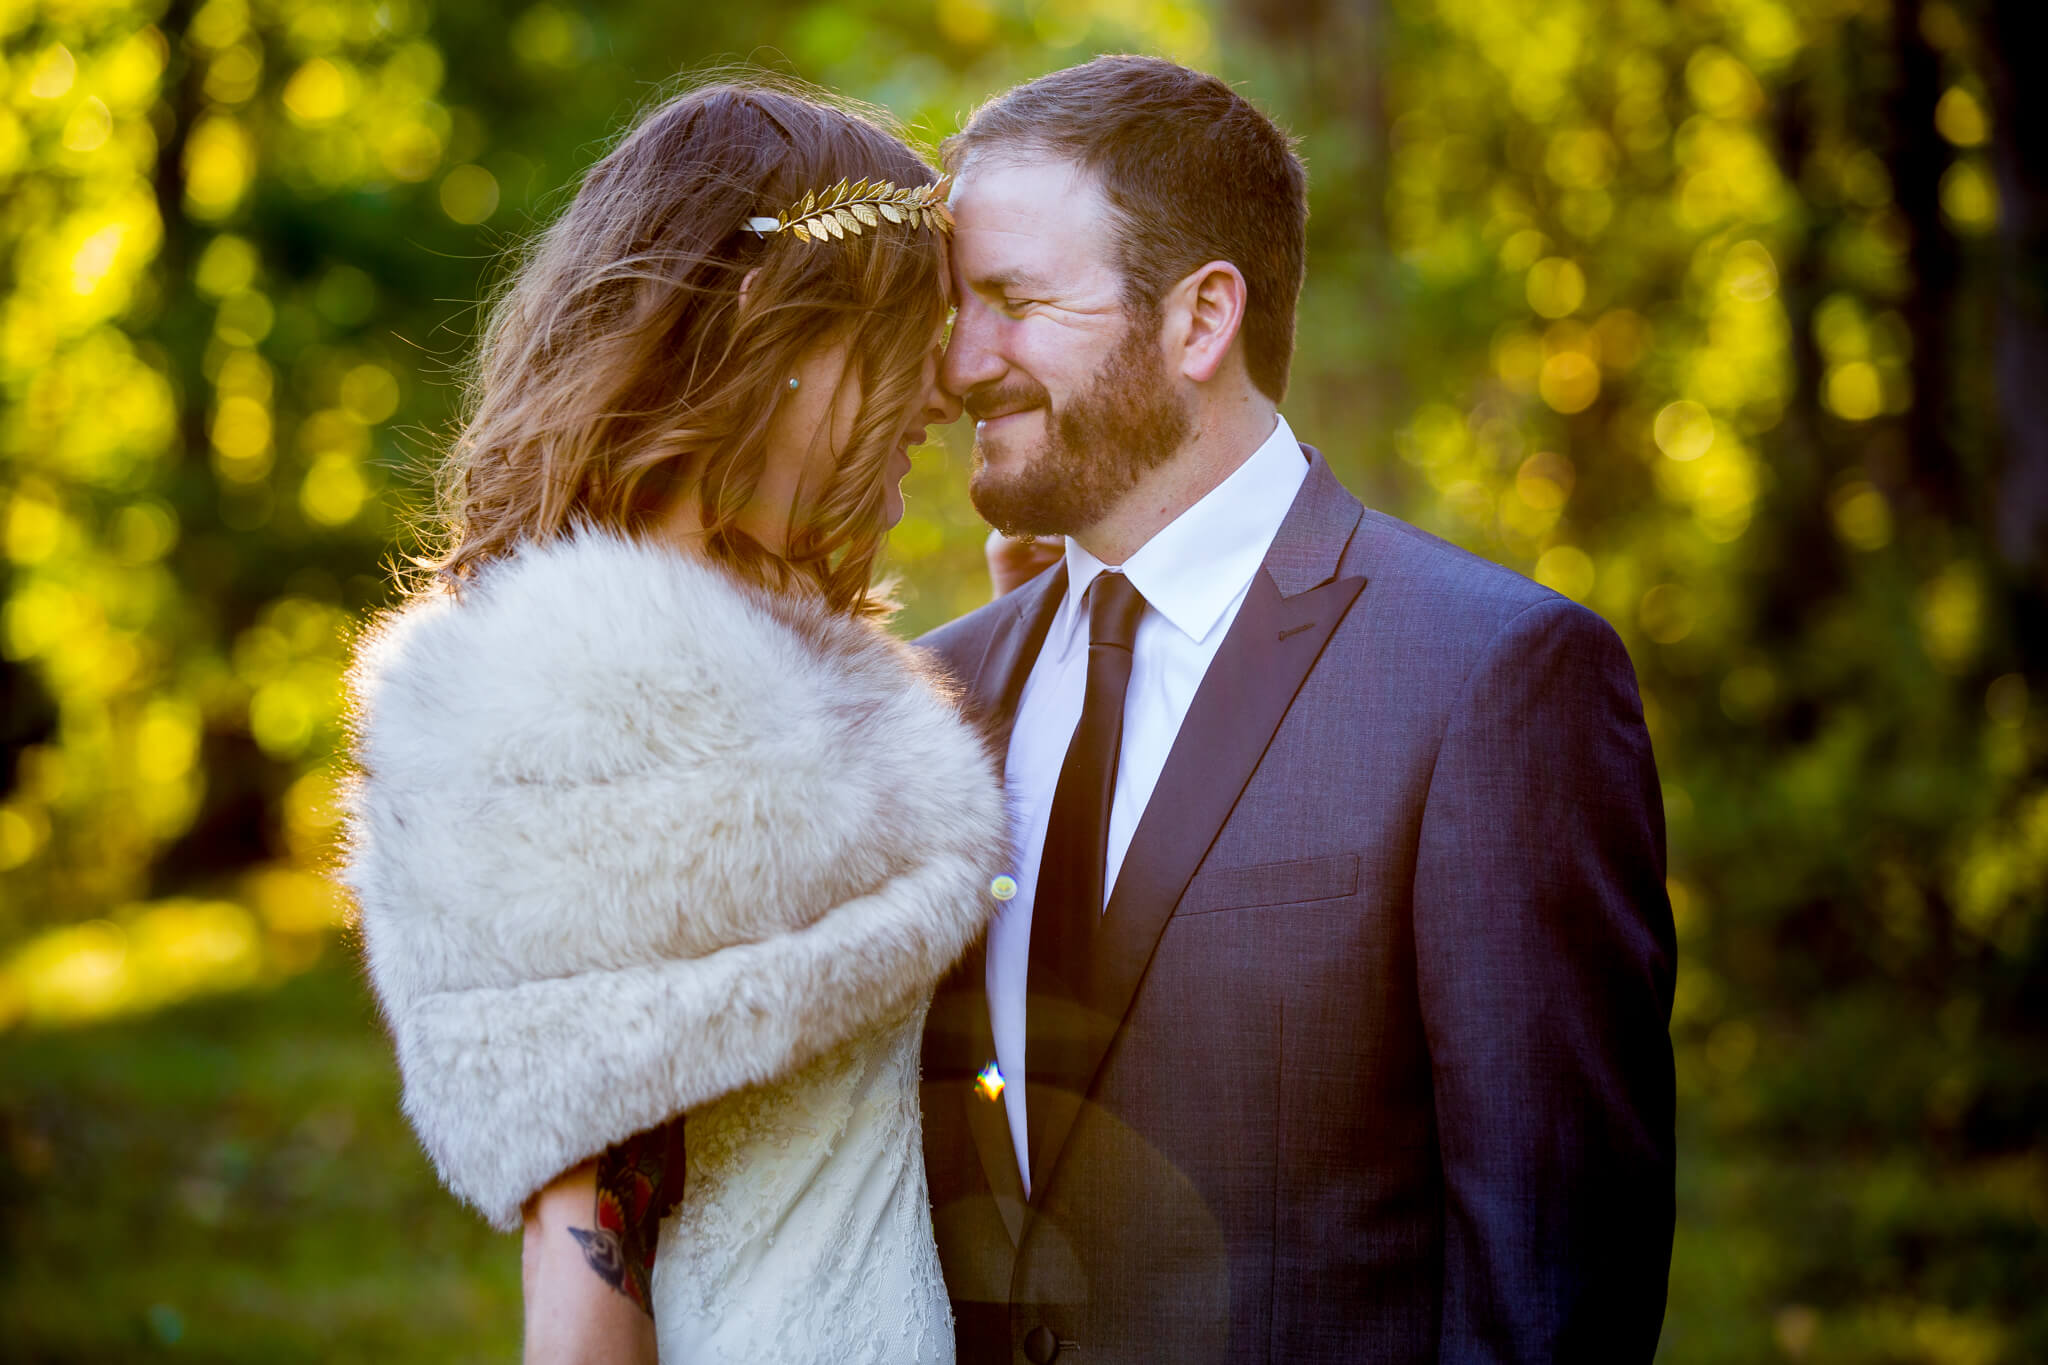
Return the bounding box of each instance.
[2,0,2044,1360]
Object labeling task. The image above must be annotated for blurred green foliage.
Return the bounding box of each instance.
[2,0,2044,1359]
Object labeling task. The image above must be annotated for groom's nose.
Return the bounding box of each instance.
[940,294,1004,401]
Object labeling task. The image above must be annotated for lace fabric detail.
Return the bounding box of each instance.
[652,999,952,1364]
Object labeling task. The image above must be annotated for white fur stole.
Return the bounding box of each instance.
[339,532,1005,1231]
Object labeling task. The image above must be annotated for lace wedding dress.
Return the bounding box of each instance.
[651,1000,953,1364]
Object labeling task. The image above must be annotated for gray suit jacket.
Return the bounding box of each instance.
[919,451,1675,1364]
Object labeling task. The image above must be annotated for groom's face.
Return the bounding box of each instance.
[941,154,1191,538]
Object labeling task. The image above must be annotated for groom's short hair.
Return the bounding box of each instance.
[944,55,1307,403]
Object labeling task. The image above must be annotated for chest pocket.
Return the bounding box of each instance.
[1174,851,1359,916]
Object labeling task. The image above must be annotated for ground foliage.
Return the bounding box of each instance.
[1,0,2044,1359]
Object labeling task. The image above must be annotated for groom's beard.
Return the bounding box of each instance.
[965,314,1193,538]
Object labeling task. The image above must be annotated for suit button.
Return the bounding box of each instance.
[1022,1325,1060,1363]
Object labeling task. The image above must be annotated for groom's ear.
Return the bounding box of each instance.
[1164,260,1249,385]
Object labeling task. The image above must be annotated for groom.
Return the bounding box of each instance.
[918,56,1676,1364]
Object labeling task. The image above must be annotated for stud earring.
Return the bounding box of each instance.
[787,376,800,391]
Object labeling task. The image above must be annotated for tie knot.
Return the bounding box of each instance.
[1087,572,1147,651]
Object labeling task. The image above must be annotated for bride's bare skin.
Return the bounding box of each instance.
[523,1163,654,1364]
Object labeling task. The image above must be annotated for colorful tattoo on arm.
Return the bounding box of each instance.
[566,1224,627,1293]
[567,1116,688,1315]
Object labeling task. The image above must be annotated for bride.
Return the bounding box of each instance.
[340,82,1005,1362]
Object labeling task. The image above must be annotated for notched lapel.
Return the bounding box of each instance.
[1025,453,1369,1202]
[967,563,1067,764]
[929,566,1064,1212]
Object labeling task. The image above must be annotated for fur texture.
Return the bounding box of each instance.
[340,532,1006,1231]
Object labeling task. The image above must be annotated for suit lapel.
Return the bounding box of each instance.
[966,562,1067,766]
[1026,453,1368,1202]
[929,563,1066,1219]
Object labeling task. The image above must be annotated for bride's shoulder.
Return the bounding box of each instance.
[355,532,798,701]
[345,530,970,784]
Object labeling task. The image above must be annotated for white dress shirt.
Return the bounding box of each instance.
[987,413,1310,1191]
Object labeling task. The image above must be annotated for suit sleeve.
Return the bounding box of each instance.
[1412,595,1677,1362]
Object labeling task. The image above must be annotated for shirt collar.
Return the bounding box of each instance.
[1058,413,1309,650]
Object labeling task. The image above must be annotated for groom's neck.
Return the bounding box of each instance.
[1072,391,1279,567]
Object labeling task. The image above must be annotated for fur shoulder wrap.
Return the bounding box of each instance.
[340,532,1006,1231]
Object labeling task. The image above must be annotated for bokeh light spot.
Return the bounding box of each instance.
[438,164,500,225]
[1935,87,1989,147]
[136,700,201,784]
[1829,481,1892,550]
[1918,565,1982,674]
[937,0,997,45]
[339,365,401,424]
[211,395,273,478]
[1639,583,1699,645]
[1721,241,1778,301]
[194,234,259,299]
[301,453,369,527]
[1654,400,1716,461]
[1685,46,1762,118]
[61,98,113,153]
[1939,161,1998,233]
[1534,545,1595,602]
[183,115,254,218]
[29,44,78,100]
[1539,351,1601,413]
[1516,452,1575,511]
[315,265,378,327]
[282,58,353,124]
[511,4,594,68]
[204,43,263,105]
[214,290,275,346]
[1823,362,1883,421]
[1526,257,1586,318]
[111,502,179,564]
[1985,674,2029,728]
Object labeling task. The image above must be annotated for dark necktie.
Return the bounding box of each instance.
[1025,571,1146,1189]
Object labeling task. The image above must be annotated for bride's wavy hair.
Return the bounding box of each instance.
[425,80,948,614]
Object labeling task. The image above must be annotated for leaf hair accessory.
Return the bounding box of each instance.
[743,175,954,244]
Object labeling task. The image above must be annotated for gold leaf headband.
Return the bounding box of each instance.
[743,174,954,245]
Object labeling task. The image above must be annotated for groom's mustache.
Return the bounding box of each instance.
[963,377,1052,423]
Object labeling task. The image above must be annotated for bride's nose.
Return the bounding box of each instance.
[921,345,963,427]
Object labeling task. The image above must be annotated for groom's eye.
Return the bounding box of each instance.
[999,297,1037,318]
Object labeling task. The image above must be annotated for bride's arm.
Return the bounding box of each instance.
[521,1162,655,1364]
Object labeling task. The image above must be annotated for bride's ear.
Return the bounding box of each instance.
[738,266,763,315]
